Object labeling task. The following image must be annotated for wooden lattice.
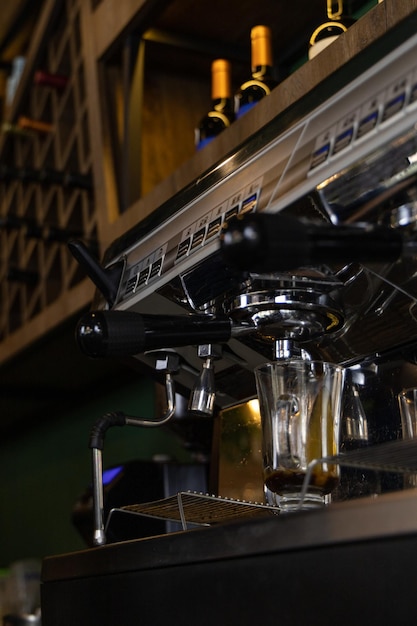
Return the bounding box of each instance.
[0,0,96,349]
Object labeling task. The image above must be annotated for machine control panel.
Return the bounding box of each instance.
[309,72,417,172]
[120,179,263,304]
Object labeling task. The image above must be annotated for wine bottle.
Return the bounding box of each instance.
[0,165,44,183]
[5,57,25,110]
[0,213,84,243]
[1,122,33,137]
[33,70,69,90]
[309,1,355,60]
[38,168,92,190]
[195,59,235,150]
[7,267,39,285]
[0,214,43,239]
[43,225,84,243]
[17,116,53,134]
[235,25,277,119]
[0,61,12,72]
[0,213,22,230]
[0,164,92,190]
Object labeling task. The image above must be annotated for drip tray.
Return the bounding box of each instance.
[106,439,417,537]
[107,492,279,531]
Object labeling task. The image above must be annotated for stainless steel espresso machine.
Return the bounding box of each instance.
[41,19,417,626]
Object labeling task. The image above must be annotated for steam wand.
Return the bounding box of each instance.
[89,351,180,546]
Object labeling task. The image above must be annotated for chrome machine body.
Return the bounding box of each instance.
[97,30,417,421]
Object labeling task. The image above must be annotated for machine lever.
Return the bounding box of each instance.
[68,239,125,307]
[76,310,233,357]
[220,213,406,272]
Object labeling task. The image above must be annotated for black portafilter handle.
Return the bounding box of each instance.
[76,310,233,357]
[220,213,405,272]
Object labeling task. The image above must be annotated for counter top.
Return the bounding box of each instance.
[42,488,417,580]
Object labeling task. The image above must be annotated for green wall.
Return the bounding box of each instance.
[0,376,189,568]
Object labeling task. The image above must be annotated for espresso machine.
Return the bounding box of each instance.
[42,22,417,626]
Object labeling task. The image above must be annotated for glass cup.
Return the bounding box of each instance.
[255,360,345,512]
[398,387,417,438]
[398,387,417,488]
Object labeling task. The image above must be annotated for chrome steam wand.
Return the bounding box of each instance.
[90,351,180,546]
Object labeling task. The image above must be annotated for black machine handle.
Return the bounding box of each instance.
[76,310,233,357]
[220,213,405,272]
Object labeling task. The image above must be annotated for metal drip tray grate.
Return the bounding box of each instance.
[110,493,279,529]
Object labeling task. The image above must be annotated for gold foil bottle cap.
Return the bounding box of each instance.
[250,25,273,69]
[211,58,232,100]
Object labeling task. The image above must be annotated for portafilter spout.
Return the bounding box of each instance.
[274,338,311,361]
[188,344,222,417]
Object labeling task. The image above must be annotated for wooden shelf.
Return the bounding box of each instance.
[90,0,411,247]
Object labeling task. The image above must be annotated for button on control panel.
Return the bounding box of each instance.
[121,179,262,302]
[310,74,414,172]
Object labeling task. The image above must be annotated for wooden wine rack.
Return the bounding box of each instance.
[0,0,96,363]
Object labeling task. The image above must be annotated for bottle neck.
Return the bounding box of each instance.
[17,116,53,134]
[211,59,232,101]
[251,26,273,73]
[212,97,233,114]
[34,70,68,90]
[251,64,274,82]
[327,0,343,20]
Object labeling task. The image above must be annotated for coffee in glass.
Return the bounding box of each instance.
[255,360,345,511]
